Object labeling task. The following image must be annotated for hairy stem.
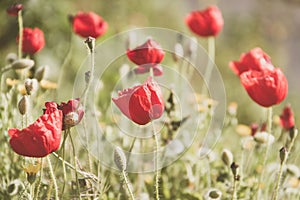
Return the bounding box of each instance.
[18,11,23,59]
[69,133,82,200]
[47,156,59,200]
[122,170,135,200]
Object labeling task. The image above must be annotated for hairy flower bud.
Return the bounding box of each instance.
[221,149,233,166]
[18,96,29,115]
[6,53,18,64]
[35,66,46,82]
[279,147,288,164]
[11,59,34,70]
[114,146,127,171]
[24,79,38,95]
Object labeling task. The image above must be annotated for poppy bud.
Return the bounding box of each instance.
[6,4,23,16]
[18,95,29,115]
[280,105,295,130]
[6,53,18,64]
[35,66,46,82]
[172,43,184,62]
[114,146,127,171]
[221,149,233,166]
[11,59,34,70]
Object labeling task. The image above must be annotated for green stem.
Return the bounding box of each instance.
[257,107,273,200]
[122,170,135,200]
[201,37,215,95]
[272,162,284,200]
[18,11,23,59]
[69,133,82,200]
[231,178,238,200]
[81,38,95,174]
[60,131,68,199]
[152,123,160,200]
[47,156,59,200]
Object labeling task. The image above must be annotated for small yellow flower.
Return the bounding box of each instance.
[40,80,58,89]
[23,161,41,184]
[235,124,251,136]
[6,78,19,87]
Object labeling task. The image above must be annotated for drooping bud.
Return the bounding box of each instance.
[114,146,127,171]
[221,149,233,166]
[18,96,29,115]
[289,127,298,141]
[172,43,184,62]
[279,147,288,164]
[24,79,38,95]
[35,66,46,82]
[11,59,34,70]
[6,53,18,64]
[6,4,23,16]
[187,37,197,58]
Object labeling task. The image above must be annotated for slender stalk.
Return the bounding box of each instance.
[81,37,96,174]
[47,156,59,200]
[231,178,238,200]
[272,130,298,200]
[201,37,215,95]
[60,131,68,199]
[69,133,82,200]
[122,170,135,200]
[18,10,23,59]
[272,161,284,200]
[152,123,160,200]
[51,152,99,182]
[257,107,273,199]
[34,158,43,200]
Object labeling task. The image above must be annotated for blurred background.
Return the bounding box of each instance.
[0,0,299,126]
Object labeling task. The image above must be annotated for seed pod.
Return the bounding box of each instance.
[35,66,46,82]
[114,146,127,171]
[18,96,29,115]
[221,149,233,166]
[64,112,80,129]
[85,36,95,53]
[11,59,34,70]
[6,53,18,64]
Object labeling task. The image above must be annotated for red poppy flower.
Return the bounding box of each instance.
[229,48,275,75]
[185,6,224,37]
[17,28,45,54]
[58,98,84,130]
[240,68,288,107]
[72,11,108,38]
[127,39,165,76]
[8,102,63,158]
[6,4,23,16]
[280,105,295,130]
[112,77,164,125]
